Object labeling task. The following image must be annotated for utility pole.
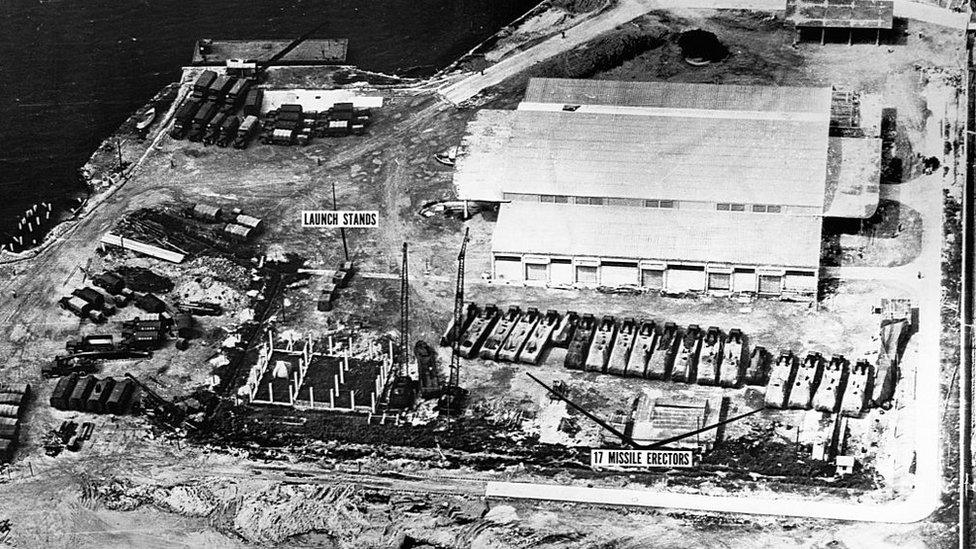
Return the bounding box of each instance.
[332,179,349,261]
[115,138,124,174]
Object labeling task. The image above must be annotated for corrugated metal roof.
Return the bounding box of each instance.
[455,107,830,207]
[491,202,823,269]
[786,0,894,29]
[522,78,833,113]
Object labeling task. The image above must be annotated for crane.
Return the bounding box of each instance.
[437,229,470,416]
[225,22,329,80]
[386,243,418,409]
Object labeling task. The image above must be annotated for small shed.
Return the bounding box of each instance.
[0,418,18,440]
[192,203,223,222]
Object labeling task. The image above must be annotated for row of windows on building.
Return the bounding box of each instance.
[537,194,782,213]
[519,262,803,295]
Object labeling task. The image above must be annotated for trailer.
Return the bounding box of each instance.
[106,378,137,415]
[764,351,798,409]
[68,375,97,411]
[206,75,235,101]
[743,346,769,385]
[840,360,871,417]
[788,352,824,409]
[718,329,744,387]
[624,320,655,377]
[607,317,637,376]
[177,301,223,316]
[479,306,521,361]
[519,310,560,364]
[564,314,597,370]
[584,316,616,373]
[72,287,104,310]
[135,293,167,314]
[192,70,218,94]
[50,374,79,409]
[226,78,251,108]
[672,325,703,383]
[814,355,848,413]
[243,88,264,117]
[645,322,678,380]
[695,327,723,386]
[86,377,116,413]
[440,303,478,347]
[92,272,125,295]
[550,311,579,348]
[497,307,540,362]
[459,304,499,358]
[123,330,165,351]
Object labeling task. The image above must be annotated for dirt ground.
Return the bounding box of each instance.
[0,4,966,548]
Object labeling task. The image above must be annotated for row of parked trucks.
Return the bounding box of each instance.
[444,304,888,417]
[170,69,262,148]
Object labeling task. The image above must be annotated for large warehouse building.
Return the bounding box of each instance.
[453,78,881,298]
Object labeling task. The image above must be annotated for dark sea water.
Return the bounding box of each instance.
[0,0,537,239]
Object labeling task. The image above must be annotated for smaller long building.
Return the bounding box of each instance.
[492,202,821,295]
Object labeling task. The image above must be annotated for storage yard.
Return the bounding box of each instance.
[0,2,967,547]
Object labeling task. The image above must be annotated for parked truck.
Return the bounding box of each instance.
[225,78,251,109]
[233,115,260,149]
[169,98,203,139]
[215,115,240,148]
[188,101,219,142]
[243,88,263,117]
[202,111,228,146]
[58,296,105,323]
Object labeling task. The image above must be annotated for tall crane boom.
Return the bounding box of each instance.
[449,229,469,388]
[399,242,409,374]
[257,21,329,74]
[438,229,471,416]
[385,242,418,410]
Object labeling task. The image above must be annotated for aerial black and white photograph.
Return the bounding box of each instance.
[0,0,972,547]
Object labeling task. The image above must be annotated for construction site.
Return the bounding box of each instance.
[0,0,969,547]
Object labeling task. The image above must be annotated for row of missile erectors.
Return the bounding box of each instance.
[443,304,882,417]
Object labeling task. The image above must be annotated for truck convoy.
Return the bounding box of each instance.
[169,71,261,148]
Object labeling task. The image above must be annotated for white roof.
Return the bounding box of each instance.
[491,202,823,270]
[455,103,831,207]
